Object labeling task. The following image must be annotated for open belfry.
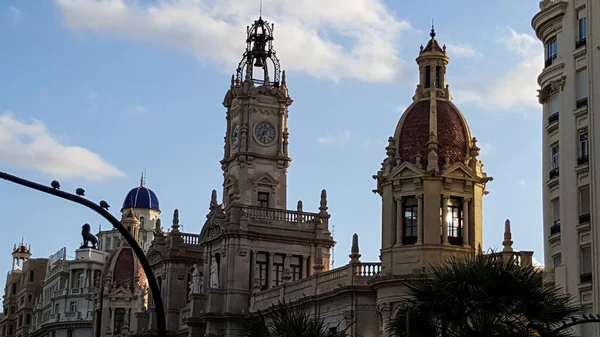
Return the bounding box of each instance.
[2,15,537,337]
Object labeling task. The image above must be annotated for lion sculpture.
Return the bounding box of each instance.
[81,223,99,249]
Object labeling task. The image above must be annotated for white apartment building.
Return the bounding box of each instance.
[29,248,107,337]
[533,0,599,335]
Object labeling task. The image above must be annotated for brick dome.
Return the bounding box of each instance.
[395,99,470,167]
[102,246,136,289]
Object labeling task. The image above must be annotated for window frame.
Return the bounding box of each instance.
[256,252,268,290]
[402,197,418,244]
[257,192,269,208]
[272,254,285,287]
[551,144,560,170]
[289,256,302,281]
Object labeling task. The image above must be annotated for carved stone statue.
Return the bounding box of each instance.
[80,223,98,249]
[192,264,202,294]
[210,257,219,288]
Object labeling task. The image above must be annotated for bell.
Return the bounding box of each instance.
[254,57,264,67]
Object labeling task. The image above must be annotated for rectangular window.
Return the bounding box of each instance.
[272,254,284,287]
[551,144,559,170]
[553,254,562,268]
[576,69,588,101]
[550,92,560,114]
[29,271,34,282]
[435,66,441,88]
[257,192,269,208]
[113,308,126,334]
[446,198,463,245]
[578,16,587,42]
[424,66,431,88]
[256,252,268,290]
[581,246,592,275]
[75,272,84,288]
[69,301,77,312]
[26,314,31,325]
[552,199,560,223]
[546,39,557,59]
[579,186,590,216]
[290,256,301,281]
[402,198,418,244]
[580,132,589,158]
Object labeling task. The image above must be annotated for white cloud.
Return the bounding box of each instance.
[445,43,483,59]
[518,179,526,186]
[317,129,352,145]
[532,256,544,267]
[88,92,98,100]
[452,27,543,111]
[0,111,124,180]
[9,6,20,23]
[477,141,493,159]
[134,104,146,114]
[55,0,413,83]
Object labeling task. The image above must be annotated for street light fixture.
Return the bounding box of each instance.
[0,171,167,337]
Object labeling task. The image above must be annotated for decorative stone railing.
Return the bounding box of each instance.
[243,206,319,224]
[182,233,201,245]
[487,251,535,267]
[251,262,381,311]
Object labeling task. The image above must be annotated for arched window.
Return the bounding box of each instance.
[140,216,145,229]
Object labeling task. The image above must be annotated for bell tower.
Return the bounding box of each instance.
[221,16,293,210]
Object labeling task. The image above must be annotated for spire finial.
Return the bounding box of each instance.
[502,219,514,252]
[140,172,145,187]
[430,18,436,39]
[259,0,263,18]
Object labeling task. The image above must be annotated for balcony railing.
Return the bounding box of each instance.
[545,54,557,68]
[549,168,559,180]
[550,222,561,235]
[548,112,559,124]
[243,206,319,224]
[579,213,591,224]
[576,97,588,108]
[580,272,592,283]
[576,38,587,49]
[578,155,589,166]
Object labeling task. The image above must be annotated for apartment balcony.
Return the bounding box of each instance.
[575,38,587,49]
[578,155,589,166]
[579,213,591,224]
[550,222,561,235]
[580,272,592,283]
[549,168,559,180]
[548,112,559,124]
[576,97,588,109]
[545,54,557,68]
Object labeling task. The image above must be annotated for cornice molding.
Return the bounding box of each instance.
[532,1,568,41]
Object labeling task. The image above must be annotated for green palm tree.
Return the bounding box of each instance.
[388,253,580,337]
[241,300,350,337]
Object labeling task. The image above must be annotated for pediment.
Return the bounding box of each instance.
[388,162,424,180]
[108,287,134,298]
[253,172,278,186]
[442,163,476,180]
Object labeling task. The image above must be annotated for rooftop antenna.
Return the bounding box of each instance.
[331,222,336,268]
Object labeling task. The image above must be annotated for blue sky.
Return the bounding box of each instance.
[0,0,543,275]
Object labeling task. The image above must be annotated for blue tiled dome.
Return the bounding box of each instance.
[122,178,160,212]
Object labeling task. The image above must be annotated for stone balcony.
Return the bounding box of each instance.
[487,250,535,267]
[250,262,381,311]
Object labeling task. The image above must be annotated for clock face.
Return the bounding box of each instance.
[254,122,276,145]
[231,124,240,148]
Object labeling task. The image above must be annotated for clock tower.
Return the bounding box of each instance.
[221,17,293,210]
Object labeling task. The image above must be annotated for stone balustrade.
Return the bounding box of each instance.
[251,262,381,311]
[487,251,535,267]
[243,206,319,225]
[182,233,201,245]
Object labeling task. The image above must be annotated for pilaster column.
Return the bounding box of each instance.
[394,197,403,246]
[442,195,449,245]
[462,198,471,247]
[304,256,310,278]
[250,251,256,284]
[268,252,275,287]
[416,194,423,244]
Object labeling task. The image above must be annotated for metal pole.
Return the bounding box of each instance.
[405,305,411,337]
[0,171,166,337]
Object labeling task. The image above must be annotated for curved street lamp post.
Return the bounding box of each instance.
[0,171,167,337]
